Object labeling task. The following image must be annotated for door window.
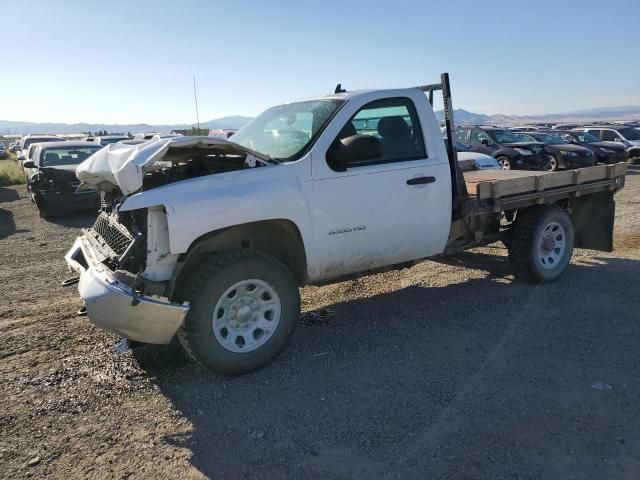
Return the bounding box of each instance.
[471,129,491,143]
[328,97,425,169]
[454,128,469,142]
[601,130,620,141]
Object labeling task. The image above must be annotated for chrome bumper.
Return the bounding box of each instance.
[65,235,189,344]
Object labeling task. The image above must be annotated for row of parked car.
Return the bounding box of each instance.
[452,123,638,171]
[8,118,639,219]
[12,133,184,218]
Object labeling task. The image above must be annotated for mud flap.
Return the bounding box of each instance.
[570,191,615,252]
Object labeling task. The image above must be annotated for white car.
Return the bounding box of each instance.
[448,139,500,171]
[17,135,64,163]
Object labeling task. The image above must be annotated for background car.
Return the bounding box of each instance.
[455,126,548,170]
[85,135,131,146]
[0,143,6,159]
[18,135,64,162]
[22,141,103,218]
[576,125,640,163]
[514,132,596,171]
[553,130,628,164]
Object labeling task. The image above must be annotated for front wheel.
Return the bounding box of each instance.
[177,249,300,375]
[496,156,511,170]
[546,155,559,171]
[507,205,575,283]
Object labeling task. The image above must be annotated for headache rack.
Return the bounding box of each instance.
[418,73,468,214]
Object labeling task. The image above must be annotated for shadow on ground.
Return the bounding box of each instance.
[132,251,640,479]
[0,185,19,203]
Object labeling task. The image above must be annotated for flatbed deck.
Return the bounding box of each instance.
[463,163,627,213]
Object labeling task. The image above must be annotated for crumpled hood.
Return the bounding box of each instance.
[76,136,270,195]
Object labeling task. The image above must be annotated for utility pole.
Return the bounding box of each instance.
[193,76,200,133]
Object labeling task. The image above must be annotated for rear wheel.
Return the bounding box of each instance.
[507,205,574,283]
[177,249,300,375]
[496,156,511,170]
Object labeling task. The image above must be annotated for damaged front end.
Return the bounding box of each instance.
[32,167,99,216]
[65,136,272,343]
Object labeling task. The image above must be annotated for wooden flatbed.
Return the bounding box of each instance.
[463,163,627,213]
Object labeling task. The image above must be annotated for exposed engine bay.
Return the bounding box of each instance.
[141,152,259,191]
[76,136,272,195]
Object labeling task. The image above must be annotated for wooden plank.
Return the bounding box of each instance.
[463,163,626,201]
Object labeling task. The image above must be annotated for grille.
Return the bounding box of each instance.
[90,212,134,257]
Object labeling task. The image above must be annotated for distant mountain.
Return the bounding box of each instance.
[2,104,640,135]
[435,106,640,126]
[0,116,254,135]
[434,109,490,125]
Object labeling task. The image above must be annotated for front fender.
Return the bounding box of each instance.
[119,164,313,255]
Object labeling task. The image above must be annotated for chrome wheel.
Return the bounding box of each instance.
[212,279,281,353]
[497,157,511,170]
[546,156,558,171]
[537,221,566,270]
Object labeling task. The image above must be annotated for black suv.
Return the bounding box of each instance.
[553,130,628,164]
[455,126,548,170]
[514,132,596,171]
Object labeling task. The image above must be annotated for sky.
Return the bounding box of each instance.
[1,0,639,125]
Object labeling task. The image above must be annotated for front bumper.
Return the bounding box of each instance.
[65,235,189,344]
[599,151,628,164]
[514,154,548,170]
[35,190,99,213]
[562,156,596,169]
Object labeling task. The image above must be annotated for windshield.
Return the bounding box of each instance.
[620,127,640,140]
[515,133,537,143]
[488,130,519,143]
[41,146,101,166]
[230,100,343,161]
[535,134,565,145]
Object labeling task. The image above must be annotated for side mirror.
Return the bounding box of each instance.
[327,135,381,172]
[23,160,36,169]
[614,137,623,142]
[481,138,492,146]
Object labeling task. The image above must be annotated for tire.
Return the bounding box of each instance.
[177,249,300,375]
[547,155,559,171]
[508,205,574,283]
[496,156,511,170]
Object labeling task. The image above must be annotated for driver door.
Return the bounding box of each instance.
[309,93,451,281]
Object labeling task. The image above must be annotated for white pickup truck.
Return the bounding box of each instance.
[65,74,627,374]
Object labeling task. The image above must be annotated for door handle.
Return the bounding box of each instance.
[406,176,436,185]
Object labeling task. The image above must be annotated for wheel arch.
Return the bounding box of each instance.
[169,219,308,300]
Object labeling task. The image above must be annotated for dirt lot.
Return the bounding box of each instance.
[1,167,640,479]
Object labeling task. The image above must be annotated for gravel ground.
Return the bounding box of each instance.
[1,166,639,479]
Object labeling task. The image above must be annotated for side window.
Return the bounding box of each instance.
[601,130,619,141]
[454,128,469,142]
[470,129,490,143]
[329,97,426,169]
[586,129,601,140]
